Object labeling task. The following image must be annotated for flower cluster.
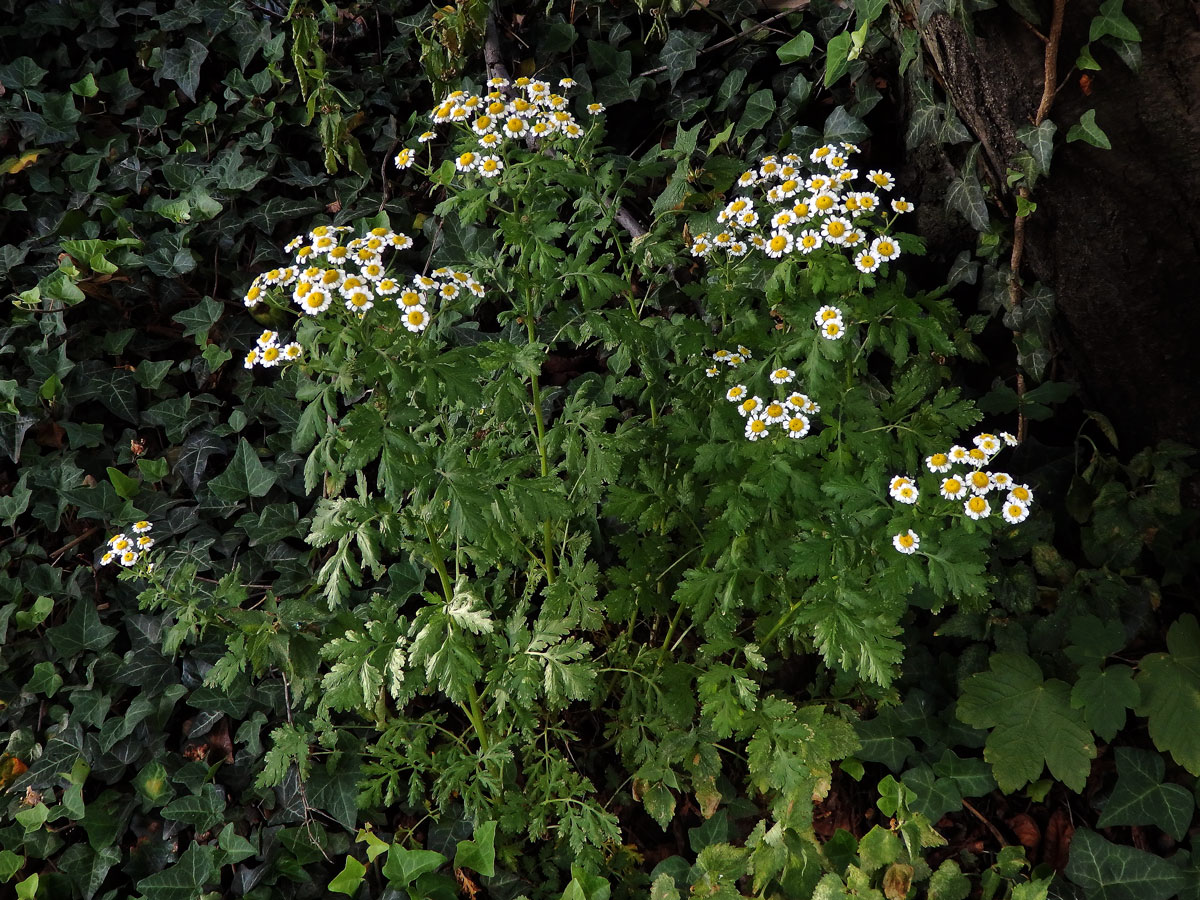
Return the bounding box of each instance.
[240,224,486,361]
[394,76,604,175]
[814,305,847,341]
[99,520,154,567]
[703,344,755,377]
[690,144,911,273]
[709,352,821,443]
[890,431,1033,553]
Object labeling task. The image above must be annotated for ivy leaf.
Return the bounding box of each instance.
[382,846,446,888]
[454,821,496,877]
[824,32,853,86]
[157,38,208,101]
[1135,614,1200,774]
[162,784,226,833]
[1089,0,1141,42]
[777,32,815,63]
[956,653,1097,792]
[1070,665,1138,741]
[659,29,708,89]
[135,843,216,900]
[1096,748,1195,840]
[1016,120,1057,175]
[328,856,366,896]
[736,89,776,140]
[208,439,276,503]
[47,600,117,658]
[1066,109,1112,150]
[1064,828,1186,900]
[945,167,988,231]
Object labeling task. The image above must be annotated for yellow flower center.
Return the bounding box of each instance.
[826,222,845,238]
[769,235,787,251]
[930,454,948,467]
[816,195,834,211]
[945,479,962,493]
[750,419,766,433]
[898,534,914,548]
[766,403,784,418]
[877,241,895,256]
[969,497,987,512]
[971,472,990,488]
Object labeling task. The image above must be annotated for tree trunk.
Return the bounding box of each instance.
[909,0,1200,451]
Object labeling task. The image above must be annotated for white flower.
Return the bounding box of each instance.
[1008,484,1035,507]
[871,236,901,261]
[726,385,748,402]
[394,148,415,170]
[762,400,788,424]
[820,319,847,341]
[854,250,880,274]
[926,453,952,473]
[820,216,852,245]
[769,368,795,385]
[131,521,152,534]
[403,306,430,332]
[964,496,991,519]
[815,306,843,327]
[893,530,920,554]
[119,550,139,566]
[785,414,810,439]
[1001,431,1019,446]
[706,366,720,378]
[282,342,303,361]
[867,169,895,190]
[736,396,763,418]
[763,230,793,258]
[893,483,919,505]
[745,415,770,441]
[1001,500,1030,524]
[478,155,504,178]
[940,476,967,500]
[796,229,823,254]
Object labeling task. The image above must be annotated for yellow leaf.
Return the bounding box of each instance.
[4,151,41,174]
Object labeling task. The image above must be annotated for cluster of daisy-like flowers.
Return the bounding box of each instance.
[393,76,605,177]
[240,224,485,359]
[98,520,154,568]
[705,347,822,442]
[889,431,1034,554]
[690,143,913,274]
[814,304,848,342]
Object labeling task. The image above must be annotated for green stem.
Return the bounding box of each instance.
[424,522,490,751]
[761,597,805,648]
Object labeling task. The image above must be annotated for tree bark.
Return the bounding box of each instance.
[910,0,1200,451]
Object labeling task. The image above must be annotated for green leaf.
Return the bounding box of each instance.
[1070,665,1138,741]
[329,856,367,896]
[454,821,496,876]
[172,297,224,345]
[47,600,117,658]
[157,37,208,101]
[162,784,226,833]
[106,466,140,500]
[1135,615,1200,774]
[382,846,446,887]
[1066,109,1112,149]
[736,89,776,139]
[1064,828,1186,900]
[70,73,100,97]
[928,859,971,900]
[778,32,815,63]
[1089,0,1141,42]
[1077,44,1103,70]
[0,849,23,883]
[660,29,708,89]
[24,661,62,697]
[136,843,216,900]
[945,167,988,230]
[824,32,853,86]
[1096,748,1194,840]
[208,438,276,503]
[957,653,1097,792]
[15,874,37,900]
[1016,120,1057,175]
[856,826,900,873]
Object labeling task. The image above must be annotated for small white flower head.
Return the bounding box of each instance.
[132,521,152,534]
[810,144,835,165]
[587,102,605,114]
[478,155,505,178]
[991,472,1014,492]
[926,453,952,473]
[871,235,901,261]
[376,277,401,296]
[713,348,731,362]
[821,216,852,245]
[759,157,780,179]
[894,483,919,504]
[867,169,896,190]
[259,344,283,367]
[413,274,437,291]
[776,177,802,199]
[109,533,131,552]
[242,283,264,308]
[940,476,968,500]
[465,279,485,298]
[891,197,914,213]
[100,551,116,566]
[719,198,752,224]
[770,210,796,230]
[726,385,748,402]
[815,305,843,327]
[394,148,415,170]
[770,368,795,385]
[256,330,279,350]
[737,396,763,418]
[488,76,509,88]
[690,237,712,258]
[966,447,988,468]
[893,530,920,554]
[888,476,912,499]
[1008,484,1035,507]
[784,392,810,412]
[843,229,867,248]
[438,282,461,302]
[559,77,576,88]
[968,469,993,495]
[948,445,970,464]
[456,150,479,172]
[736,345,753,359]
[244,348,260,369]
[502,116,529,138]
[825,150,850,170]
[726,354,744,367]
[136,535,154,550]
[344,288,374,313]
[854,250,880,274]
[403,306,430,332]
[712,231,735,248]
[1001,431,1019,447]
[852,192,880,214]
[1002,500,1030,524]
[706,366,720,378]
[785,414,811,439]
[284,235,305,253]
[359,264,384,284]
[397,289,425,310]
[119,550,139,567]
[417,130,436,143]
[796,230,823,254]
[282,342,303,361]
[737,170,757,188]
[389,232,414,250]
[300,289,332,315]
[964,495,991,520]
[728,240,749,257]
[763,230,794,258]
[745,415,770,442]
[821,319,847,341]
[762,400,788,425]
[975,433,1002,454]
